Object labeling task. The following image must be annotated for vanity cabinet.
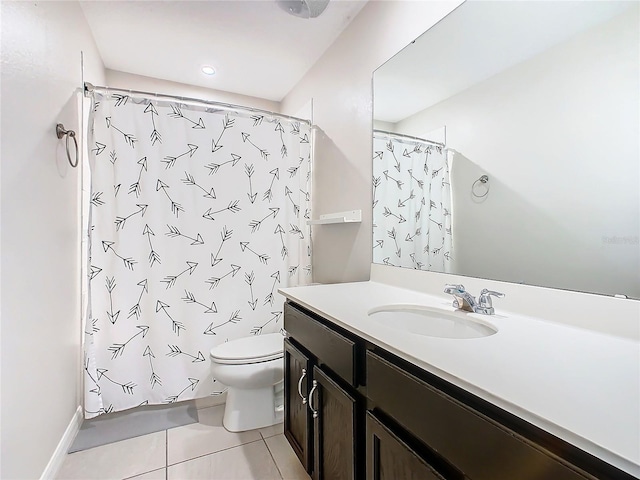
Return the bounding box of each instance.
[311,366,358,480]
[283,301,634,480]
[284,338,312,472]
[283,302,362,480]
[366,350,597,480]
[366,411,446,480]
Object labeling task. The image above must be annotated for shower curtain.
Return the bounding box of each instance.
[372,132,452,271]
[83,91,311,418]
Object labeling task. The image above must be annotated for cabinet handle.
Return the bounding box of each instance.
[298,368,307,404]
[308,380,319,419]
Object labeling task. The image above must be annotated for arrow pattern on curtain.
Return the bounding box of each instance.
[372,133,452,271]
[84,91,312,418]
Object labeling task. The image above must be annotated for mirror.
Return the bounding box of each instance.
[373,0,639,299]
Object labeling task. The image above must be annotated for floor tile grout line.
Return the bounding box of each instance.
[263,436,285,480]
[260,429,283,441]
[166,437,266,468]
[121,466,166,480]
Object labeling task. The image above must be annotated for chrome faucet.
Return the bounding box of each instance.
[444,284,504,315]
[444,284,478,312]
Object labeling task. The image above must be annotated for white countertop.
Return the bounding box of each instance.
[279,280,640,477]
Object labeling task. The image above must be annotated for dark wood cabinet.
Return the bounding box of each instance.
[366,350,596,480]
[366,411,445,480]
[312,366,358,480]
[284,338,313,472]
[283,300,634,480]
[284,303,362,480]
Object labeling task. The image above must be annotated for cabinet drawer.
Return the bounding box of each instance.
[285,302,357,387]
[366,351,594,480]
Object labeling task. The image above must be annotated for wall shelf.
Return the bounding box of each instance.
[307,210,362,225]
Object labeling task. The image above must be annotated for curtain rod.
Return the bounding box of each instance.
[373,129,445,148]
[84,82,311,126]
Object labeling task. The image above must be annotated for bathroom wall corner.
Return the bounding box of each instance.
[280,0,463,284]
[39,406,83,480]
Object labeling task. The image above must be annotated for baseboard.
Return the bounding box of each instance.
[41,405,83,479]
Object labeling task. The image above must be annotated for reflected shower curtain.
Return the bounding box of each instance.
[372,132,452,271]
[83,91,311,418]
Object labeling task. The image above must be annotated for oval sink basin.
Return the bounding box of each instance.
[368,305,497,339]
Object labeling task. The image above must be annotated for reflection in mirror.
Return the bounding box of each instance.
[373,131,452,271]
[373,1,639,298]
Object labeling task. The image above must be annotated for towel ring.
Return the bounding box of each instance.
[56,123,78,168]
[472,175,489,198]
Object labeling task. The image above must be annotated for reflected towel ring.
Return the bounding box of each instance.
[472,175,489,198]
[56,123,78,168]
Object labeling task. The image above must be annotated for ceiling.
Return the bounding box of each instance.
[374,0,636,124]
[80,0,367,102]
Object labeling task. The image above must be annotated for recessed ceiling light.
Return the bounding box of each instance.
[201,65,216,76]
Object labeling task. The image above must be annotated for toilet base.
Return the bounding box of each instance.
[222,382,284,432]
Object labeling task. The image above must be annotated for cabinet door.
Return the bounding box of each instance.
[311,366,358,480]
[284,338,313,473]
[366,412,445,480]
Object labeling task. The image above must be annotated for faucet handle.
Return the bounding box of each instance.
[480,288,505,298]
[477,289,505,314]
[444,284,472,311]
[445,283,465,292]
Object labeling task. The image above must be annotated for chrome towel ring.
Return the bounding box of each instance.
[472,174,489,198]
[56,123,78,168]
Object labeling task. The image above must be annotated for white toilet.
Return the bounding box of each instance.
[210,333,285,432]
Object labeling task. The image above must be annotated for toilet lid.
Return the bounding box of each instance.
[210,333,284,365]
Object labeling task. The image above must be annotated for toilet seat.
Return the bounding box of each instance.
[210,333,284,365]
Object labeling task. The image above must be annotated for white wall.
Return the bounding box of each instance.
[281,1,463,284]
[104,69,280,113]
[395,8,639,298]
[0,2,105,478]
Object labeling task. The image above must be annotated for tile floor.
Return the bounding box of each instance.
[57,405,310,480]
